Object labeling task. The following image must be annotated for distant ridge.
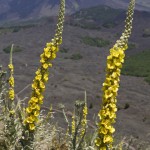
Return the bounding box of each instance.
[0,0,149,23]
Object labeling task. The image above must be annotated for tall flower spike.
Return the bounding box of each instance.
[80,91,88,137]
[95,0,135,149]
[115,0,135,48]
[72,109,76,136]
[54,0,65,43]
[23,0,66,132]
[8,44,15,102]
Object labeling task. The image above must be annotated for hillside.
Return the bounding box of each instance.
[0,0,150,23]
[0,4,149,148]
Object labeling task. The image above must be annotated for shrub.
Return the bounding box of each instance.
[81,36,110,47]
[142,28,150,37]
[70,53,83,60]
[128,42,136,50]
[12,27,20,32]
[122,50,150,84]
[3,45,23,53]
[102,22,118,28]
[60,48,69,53]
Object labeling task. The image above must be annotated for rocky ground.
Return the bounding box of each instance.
[0,20,150,148]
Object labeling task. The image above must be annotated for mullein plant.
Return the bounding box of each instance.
[95,0,135,149]
[21,0,65,148]
[1,44,18,149]
[64,91,88,150]
[8,44,15,112]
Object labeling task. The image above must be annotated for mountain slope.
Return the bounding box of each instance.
[0,0,149,23]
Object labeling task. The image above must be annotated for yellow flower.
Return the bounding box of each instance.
[43,73,48,82]
[9,76,14,87]
[39,81,45,89]
[101,119,109,126]
[100,126,108,135]
[100,147,107,150]
[35,88,40,95]
[107,63,115,70]
[51,46,56,51]
[29,103,37,110]
[108,126,115,133]
[40,57,45,63]
[31,97,38,103]
[46,42,52,47]
[35,74,42,81]
[35,69,41,75]
[34,110,40,117]
[44,47,49,52]
[26,107,32,113]
[55,46,59,52]
[103,135,113,143]
[9,89,15,100]
[26,116,34,123]
[40,53,44,59]
[111,49,119,57]
[29,123,35,130]
[44,51,51,58]
[9,110,15,115]
[49,63,52,67]
[43,63,49,69]
[104,90,113,99]
[35,104,40,110]
[38,96,43,104]
[95,138,101,147]
[111,72,118,78]
[8,64,14,70]
[113,59,122,67]
[51,53,56,59]
[32,81,38,89]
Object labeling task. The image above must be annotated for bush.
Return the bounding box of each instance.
[81,36,110,47]
[3,45,23,53]
[60,48,69,53]
[102,22,118,28]
[70,53,83,60]
[142,28,150,37]
[12,27,20,32]
[145,75,150,84]
[128,42,136,50]
[122,50,150,84]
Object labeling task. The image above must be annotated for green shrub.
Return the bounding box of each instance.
[81,36,110,47]
[102,22,118,28]
[60,48,69,53]
[70,53,83,60]
[142,28,150,37]
[145,75,150,84]
[122,50,150,84]
[128,42,136,50]
[3,45,23,53]
[12,27,20,32]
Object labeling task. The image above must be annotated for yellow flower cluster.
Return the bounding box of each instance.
[95,45,127,149]
[8,63,15,100]
[24,40,61,130]
[23,0,65,131]
[95,0,135,149]
[72,114,75,135]
[80,104,88,136]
